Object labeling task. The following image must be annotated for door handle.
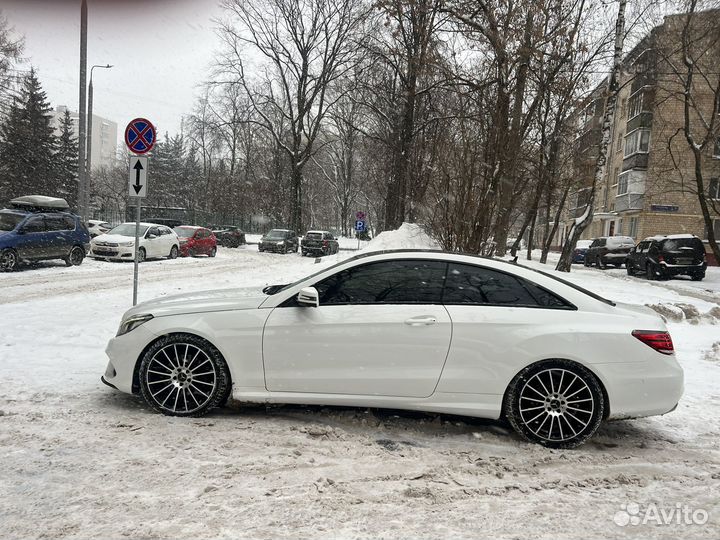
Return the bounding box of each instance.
[404,316,437,326]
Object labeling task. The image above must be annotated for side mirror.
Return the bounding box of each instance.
[297,287,319,308]
[147,234,157,239]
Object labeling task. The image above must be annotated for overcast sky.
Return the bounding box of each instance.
[1,0,226,145]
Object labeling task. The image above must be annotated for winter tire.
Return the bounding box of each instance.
[139,333,230,417]
[209,247,217,258]
[504,360,604,449]
[169,245,179,259]
[138,247,146,263]
[646,263,655,280]
[0,248,19,272]
[691,273,704,281]
[65,246,85,267]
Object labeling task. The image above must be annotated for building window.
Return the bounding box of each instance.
[628,91,644,119]
[616,130,623,153]
[624,129,650,157]
[714,138,720,158]
[617,171,630,195]
[628,217,639,238]
[620,97,627,119]
[709,178,720,200]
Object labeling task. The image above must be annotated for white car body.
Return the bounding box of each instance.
[87,219,111,238]
[90,222,179,261]
[103,251,683,445]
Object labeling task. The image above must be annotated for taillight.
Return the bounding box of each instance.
[323,240,328,247]
[658,254,665,262]
[632,330,674,355]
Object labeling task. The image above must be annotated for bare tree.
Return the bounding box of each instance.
[215,0,366,233]
[556,0,628,272]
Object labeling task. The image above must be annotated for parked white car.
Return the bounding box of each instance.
[102,250,683,448]
[90,222,180,262]
[87,219,112,238]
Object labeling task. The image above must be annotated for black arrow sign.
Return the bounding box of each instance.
[132,160,144,194]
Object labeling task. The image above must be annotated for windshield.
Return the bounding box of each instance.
[108,223,149,237]
[265,230,288,240]
[174,227,196,238]
[0,212,24,232]
[306,232,322,240]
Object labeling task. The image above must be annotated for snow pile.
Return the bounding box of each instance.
[361,223,440,252]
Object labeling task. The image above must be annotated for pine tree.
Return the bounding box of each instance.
[56,109,78,206]
[0,68,59,202]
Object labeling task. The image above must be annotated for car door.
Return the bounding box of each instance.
[160,226,176,255]
[145,226,161,258]
[262,259,452,398]
[438,263,578,396]
[15,215,48,260]
[44,215,73,257]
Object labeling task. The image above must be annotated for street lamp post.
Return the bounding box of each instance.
[85,63,112,220]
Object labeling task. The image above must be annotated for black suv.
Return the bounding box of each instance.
[584,236,636,268]
[626,235,707,281]
[301,230,339,257]
[258,229,298,254]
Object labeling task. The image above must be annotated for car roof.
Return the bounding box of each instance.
[175,225,203,229]
[306,230,329,234]
[643,234,699,242]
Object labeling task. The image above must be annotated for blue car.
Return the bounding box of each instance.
[0,196,90,272]
[571,239,594,264]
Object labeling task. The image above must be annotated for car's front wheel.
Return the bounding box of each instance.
[169,245,179,259]
[139,333,230,417]
[64,245,85,267]
[209,246,217,257]
[504,360,604,448]
[0,248,19,272]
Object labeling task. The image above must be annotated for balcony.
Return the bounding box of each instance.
[615,193,644,212]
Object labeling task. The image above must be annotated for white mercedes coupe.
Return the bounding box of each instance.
[102,250,683,448]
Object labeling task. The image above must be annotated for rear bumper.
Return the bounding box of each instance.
[659,262,706,276]
[594,354,684,419]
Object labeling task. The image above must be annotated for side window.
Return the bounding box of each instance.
[443,263,571,308]
[148,227,160,237]
[590,240,599,248]
[23,216,46,233]
[45,216,67,231]
[63,216,76,230]
[314,260,446,305]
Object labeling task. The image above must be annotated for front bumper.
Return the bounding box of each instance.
[102,324,158,394]
[259,243,290,252]
[90,245,135,260]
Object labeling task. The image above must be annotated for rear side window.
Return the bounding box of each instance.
[443,263,572,309]
[314,260,446,305]
[46,216,73,231]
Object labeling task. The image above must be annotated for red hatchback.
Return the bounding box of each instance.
[173,226,217,257]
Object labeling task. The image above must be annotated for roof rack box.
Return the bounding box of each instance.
[9,195,70,211]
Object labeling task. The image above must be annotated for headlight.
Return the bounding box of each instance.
[119,241,134,247]
[116,314,153,337]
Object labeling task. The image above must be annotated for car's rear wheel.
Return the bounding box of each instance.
[64,246,85,267]
[0,248,19,272]
[169,245,179,259]
[139,333,230,417]
[691,273,704,281]
[504,360,604,448]
[646,263,655,280]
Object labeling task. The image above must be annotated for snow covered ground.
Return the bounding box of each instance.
[1,224,719,539]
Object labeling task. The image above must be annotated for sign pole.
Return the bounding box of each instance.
[133,197,141,305]
[124,117,155,306]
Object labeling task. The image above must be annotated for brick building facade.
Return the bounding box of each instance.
[557,10,720,263]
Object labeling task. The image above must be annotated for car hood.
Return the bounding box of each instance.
[123,287,268,319]
[92,233,137,243]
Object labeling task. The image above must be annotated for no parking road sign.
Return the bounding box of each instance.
[125,118,156,155]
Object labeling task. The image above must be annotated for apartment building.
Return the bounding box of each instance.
[559,10,720,263]
[51,105,118,170]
